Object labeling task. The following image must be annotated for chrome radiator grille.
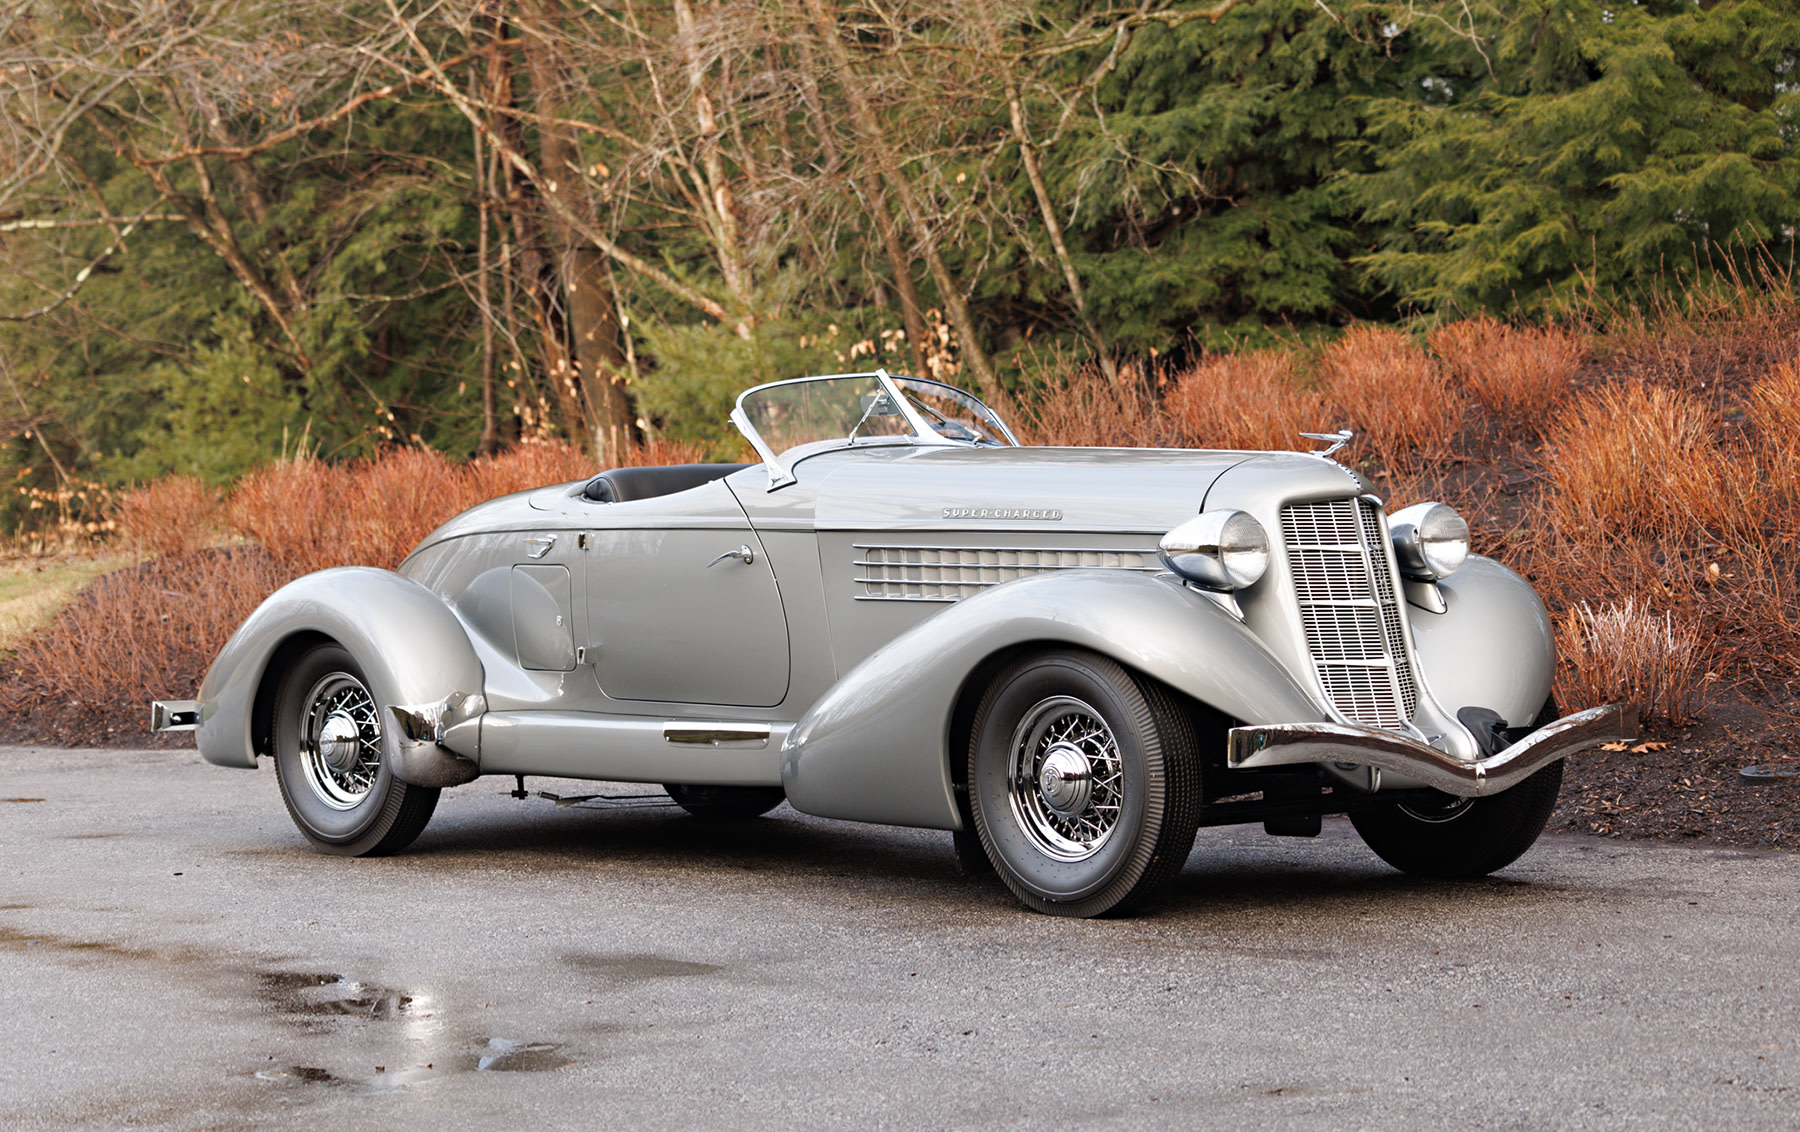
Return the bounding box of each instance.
[855,544,1158,602]
[1281,499,1418,729]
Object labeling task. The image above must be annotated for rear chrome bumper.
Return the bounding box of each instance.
[1227,703,1639,798]
[150,700,199,732]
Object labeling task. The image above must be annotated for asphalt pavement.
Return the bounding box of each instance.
[2,743,1796,1130]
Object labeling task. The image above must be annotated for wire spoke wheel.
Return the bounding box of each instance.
[298,673,383,810]
[273,643,439,857]
[967,649,1199,918]
[1008,696,1125,862]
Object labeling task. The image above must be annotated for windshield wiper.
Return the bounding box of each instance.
[846,391,892,444]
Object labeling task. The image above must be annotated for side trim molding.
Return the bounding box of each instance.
[663,722,771,749]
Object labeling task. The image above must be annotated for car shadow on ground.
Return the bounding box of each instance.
[340,797,1585,927]
[375,798,964,882]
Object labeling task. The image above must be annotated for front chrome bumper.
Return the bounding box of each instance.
[1227,703,1639,798]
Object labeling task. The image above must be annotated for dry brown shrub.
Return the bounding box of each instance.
[1708,545,1800,678]
[342,446,471,570]
[1555,599,1709,726]
[226,456,355,576]
[626,436,711,468]
[1544,381,1761,541]
[0,547,293,721]
[464,439,595,500]
[1319,326,1466,474]
[1017,361,1163,447]
[1595,268,1800,394]
[1430,316,1586,429]
[112,475,221,558]
[1743,355,1800,524]
[1163,350,1323,450]
[230,437,724,574]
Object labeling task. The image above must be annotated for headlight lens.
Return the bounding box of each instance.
[1389,502,1470,579]
[1159,510,1270,591]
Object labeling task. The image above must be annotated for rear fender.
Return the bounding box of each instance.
[781,571,1323,830]
[196,567,486,787]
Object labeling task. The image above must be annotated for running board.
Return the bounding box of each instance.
[1227,703,1639,798]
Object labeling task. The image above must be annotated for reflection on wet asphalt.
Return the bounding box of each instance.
[244,969,576,1089]
[561,953,721,981]
[259,972,420,1023]
[2,745,1799,1130]
[476,1039,571,1073]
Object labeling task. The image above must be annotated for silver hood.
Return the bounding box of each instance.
[812,445,1266,533]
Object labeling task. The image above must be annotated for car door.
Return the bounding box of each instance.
[584,479,791,708]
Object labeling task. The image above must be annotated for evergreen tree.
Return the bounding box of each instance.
[1351,0,1800,310]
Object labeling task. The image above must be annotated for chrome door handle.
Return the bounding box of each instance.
[707,545,755,568]
[524,535,557,559]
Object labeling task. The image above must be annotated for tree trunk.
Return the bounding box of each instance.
[992,38,1116,384]
[863,175,931,379]
[517,0,636,464]
[472,68,498,457]
[803,0,1012,412]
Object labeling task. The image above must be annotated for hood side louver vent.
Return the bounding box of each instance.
[855,544,1159,602]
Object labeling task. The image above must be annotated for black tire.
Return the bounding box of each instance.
[272,643,439,857]
[1350,698,1564,879]
[967,649,1200,918]
[663,784,786,819]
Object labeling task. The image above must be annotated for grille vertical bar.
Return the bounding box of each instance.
[1281,499,1417,729]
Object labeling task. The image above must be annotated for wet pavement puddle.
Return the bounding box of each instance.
[259,972,425,1025]
[251,969,574,1092]
[255,1065,343,1085]
[476,1038,574,1072]
[562,953,720,981]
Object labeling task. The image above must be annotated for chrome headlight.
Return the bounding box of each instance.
[1389,502,1469,579]
[1159,510,1270,591]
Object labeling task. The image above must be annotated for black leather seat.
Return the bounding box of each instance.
[581,463,752,504]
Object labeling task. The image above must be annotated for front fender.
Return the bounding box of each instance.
[196,567,486,787]
[1408,555,1554,727]
[781,571,1324,830]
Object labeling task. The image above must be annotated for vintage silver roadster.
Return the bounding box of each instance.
[156,371,1635,917]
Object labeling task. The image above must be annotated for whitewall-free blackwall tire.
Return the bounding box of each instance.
[967,649,1200,917]
[272,643,439,856]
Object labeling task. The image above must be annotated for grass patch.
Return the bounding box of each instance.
[0,553,131,654]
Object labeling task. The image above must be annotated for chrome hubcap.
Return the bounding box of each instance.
[1037,744,1093,815]
[318,711,363,772]
[299,674,382,810]
[1008,696,1124,862]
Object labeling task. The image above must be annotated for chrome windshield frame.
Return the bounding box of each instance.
[730,370,1016,490]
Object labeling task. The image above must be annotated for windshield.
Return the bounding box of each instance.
[732,371,1017,487]
[891,377,1011,446]
[736,375,913,455]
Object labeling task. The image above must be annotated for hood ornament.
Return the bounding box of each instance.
[1299,429,1353,459]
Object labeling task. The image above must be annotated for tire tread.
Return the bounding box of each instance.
[968,649,1200,918]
